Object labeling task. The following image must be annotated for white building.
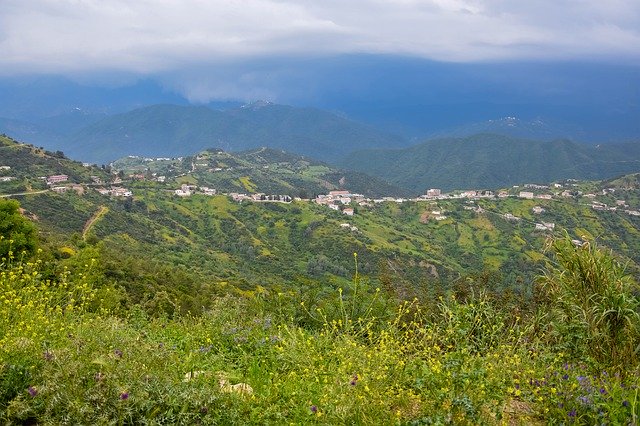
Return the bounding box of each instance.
[519,191,534,199]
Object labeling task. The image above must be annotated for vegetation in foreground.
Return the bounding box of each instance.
[1,204,639,425]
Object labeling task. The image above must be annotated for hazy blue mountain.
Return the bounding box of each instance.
[60,103,406,164]
[0,76,188,121]
[426,116,590,142]
[341,134,640,193]
[2,58,638,144]
[0,117,60,146]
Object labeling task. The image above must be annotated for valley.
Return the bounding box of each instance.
[3,134,640,312]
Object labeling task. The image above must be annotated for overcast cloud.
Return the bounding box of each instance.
[2,0,639,74]
[1,0,639,103]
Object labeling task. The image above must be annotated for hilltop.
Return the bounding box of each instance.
[111,147,408,198]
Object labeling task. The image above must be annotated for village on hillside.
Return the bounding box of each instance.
[2,159,640,235]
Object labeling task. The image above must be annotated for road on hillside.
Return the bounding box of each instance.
[0,190,49,198]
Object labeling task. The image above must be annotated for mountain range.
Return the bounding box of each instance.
[1,103,405,165]
[2,100,640,194]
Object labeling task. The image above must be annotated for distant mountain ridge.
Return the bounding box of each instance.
[427,116,589,142]
[341,134,640,193]
[40,103,407,164]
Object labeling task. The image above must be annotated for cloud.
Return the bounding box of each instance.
[1,0,639,76]
[1,0,639,103]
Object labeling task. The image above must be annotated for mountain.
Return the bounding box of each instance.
[0,110,108,149]
[111,146,408,198]
[426,116,589,142]
[340,134,640,193]
[50,103,406,164]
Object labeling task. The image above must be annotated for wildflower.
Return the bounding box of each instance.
[27,386,37,397]
[562,374,569,380]
[350,374,359,386]
[568,409,576,417]
[599,388,606,395]
[119,391,129,400]
[578,395,591,405]
[310,405,318,414]
[622,400,630,407]
[43,350,54,361]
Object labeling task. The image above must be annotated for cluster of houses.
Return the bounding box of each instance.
[5,164,640,223]
[589,199,640,216]
[420,188,496,200]
[228,192,292,203]
[42,173,135,198]
[174,184,216,197]
[96,187,132,197]
[518,191,552,200]
[315,190,369,215]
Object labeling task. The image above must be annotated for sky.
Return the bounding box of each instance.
[1,0,639,138]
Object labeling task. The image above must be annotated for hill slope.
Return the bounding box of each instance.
[0,134,109,194]
[341,134,640,193]
[111,147,408,198]
[62,103,405,164]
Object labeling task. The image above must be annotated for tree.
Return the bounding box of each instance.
[0,199,38,260]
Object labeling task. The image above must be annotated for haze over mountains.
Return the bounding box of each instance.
[1,95,640,194]
[61,103,405,164]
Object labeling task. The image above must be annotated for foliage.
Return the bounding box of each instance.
[0,200,37,260]
[539,236,640,371]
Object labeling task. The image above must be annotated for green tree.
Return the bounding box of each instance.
[0,199,37,260]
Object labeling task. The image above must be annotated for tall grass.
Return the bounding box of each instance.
[539,236,640,371]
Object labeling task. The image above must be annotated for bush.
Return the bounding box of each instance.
[0,200,37,261]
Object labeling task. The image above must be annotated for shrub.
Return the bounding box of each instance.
[539,236,640,371]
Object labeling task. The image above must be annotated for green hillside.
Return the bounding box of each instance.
[341,134,640,193]
[62,103,405,164]
[2,138,640,424]
[0,134,109,195]
[111,147,408,198]
[9,177,640,314]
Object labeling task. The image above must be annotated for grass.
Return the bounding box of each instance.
[1,236,639,424]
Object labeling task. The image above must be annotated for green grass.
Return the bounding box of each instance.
[1,239,639,424]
